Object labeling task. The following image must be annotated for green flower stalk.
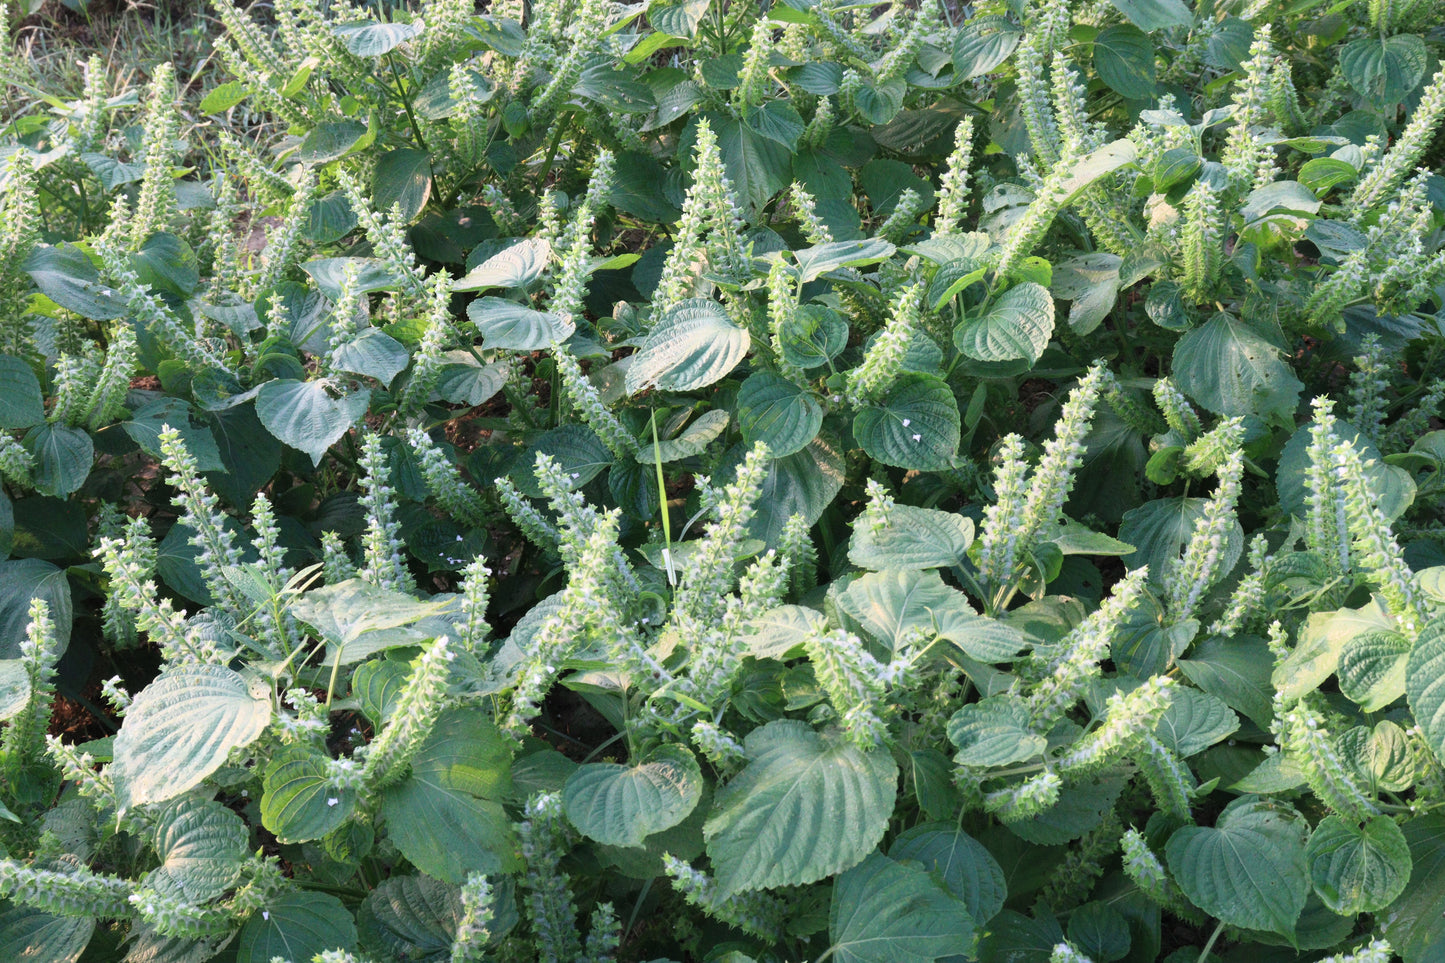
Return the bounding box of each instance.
[554,348,638,459]
[876,188,925,243]
[1027,568,1148,725]
[496,476,561,556]
[397,276,453,417]
[1222,28,1276,192]
[1132,735,1196,821]
[805,626,897,750]
[408,429,491,528]
[97,505,139,649]
[128,888,235,939]
[529,0,609,120]
[100,516,205,664]
[778,512,818,597]
[1120,828,1203,923]
[654,119,748,311]
[131,63,180,244]
[358,434,410,592]
[1050,943,1096,963]
[0,151,39,356]
[984,769,1061,821]
[1102,373,1166,435]
[1015,0,1068,166]
[518,792,583,963]
[662,855,785,941]
[159,427,248,619]
[845,280,924,403]
[1180,181,1223,303]
[338,169,426,300]
[1319,941,1395,963]
[1056,677,1175,777]
[934,117,976,236]
[71,55,109,154]
[801,95,836,151]
[1165,445,1244,622]
[1349,66,1445,218]
[733,18,776,110]
[451,873,495,963]
[1282,700,1378,822]
[361,636,455,792]
[85,322,139,431]
[691,719,746,769]
[0,432,34,488]
[582,904,620,963]
[975,434,1030,588]
[550,150,615,324]
[45,734,116,804]
[94,237,225,371]
[1304,398,1351,573]
[994,163,1070,282]
[320,530,358,583]
[480,184,526,236]
[0,599,60,779]
[1037,811,1120,911]
[255,169,318,295]
[790,183,834,245]
[1330,436,1426,638]
[1347,335,1390,447]
[1152,377,1201,441]
[1051,53,1101,158]
[1210,534,1270,636]
[0,859,133,918]
[765,260,808,385]
[48,353,100,427]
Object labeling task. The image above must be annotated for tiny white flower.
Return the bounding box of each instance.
[327,797,339,807]
[902,418,911,426]
[912,433,922,441]
[262,911,270,921]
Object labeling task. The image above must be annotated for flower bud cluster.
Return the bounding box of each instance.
[361,636,455,792]
[255,169,318,294]
[1282,700,1378,822]
[846,281,924,403]
[984,769,1062,821]
[408,430,491,528]
[1165,445,1244,622]
[128,887,235,939]
[1027,569,1147,725]
[519,792,582,963]
[451,873,495,963]
[0,858,132,918]
[661,854,785,941]
[1057,677,1175,777]
[357,434,410,592]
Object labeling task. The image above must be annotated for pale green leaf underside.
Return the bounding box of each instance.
[703,720,897,896]
[112,665,272,810]
[563,746,703,847]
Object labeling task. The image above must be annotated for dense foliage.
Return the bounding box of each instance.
[2,0,1445,960]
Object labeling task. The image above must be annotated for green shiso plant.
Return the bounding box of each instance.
[1,0,1445,960]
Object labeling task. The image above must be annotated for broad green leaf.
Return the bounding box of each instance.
[1165,798,1309,938]
[888,824,1007,924]
[853,373,960,471]
[1241,180,1321,222]
[853,78,906,125]
[465,298,573,351]
[1273,602,1388,704]
[948,697,1046,767]
[453,238,550,292]
[0,906,92,963]
[236,891,357,963]
[1340,34,1428,103]
[358,875,485,963]
[1383,816,1445,962]
[1093,25,1156,100]
[703,720,897,895]
[0,660,29,720]
[745,101,805,151]
[626,299,750,393]
[354,659,409,726]
[1176,636,1274,728]
[1005,774,1126,845]
[954,282,1054,364]
[737,373,823,458]
[1107,0,1191,30]
[826,853,973,963]
[746,605,827,660]
[1407,618,1445,766]
[255,378,369,466]
[434,353,508,406]
[705,112,792,215]
[200,80,248,114]
[261,752,357,843]
[563,746,703,847]
[609,152,682,223]
[1338,629,1411,711]
[333,19,425,56]
[1051,253,1121,336]
[290,578,454,665]
[23,424,93,498]
[303,257,403,298]
[1153,687,1238,758]
[0,356,45,428]
[837,568,971,652]
[378,708,520,884]
[0,558,72,659]
[1172,312,1303,422]
[81,153,145,192]
[1307,814,1411,915]
[716,435,845,546]
[22,244,126,320]
[951,15,1022,79]
[512,424,613,498]
[123,398,224,472]
[295,120,368,164]
[331,328,410,386]
[643,408,730,463]
[793,239,896,283]
[112,665,273,810]
[149,798,248,902]
[372,147,432,222]
[934,610,1029,664]
[649,0,709,35]
[1118,496,1243,583]
[133,233,199,298]
[848,505,973,570]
